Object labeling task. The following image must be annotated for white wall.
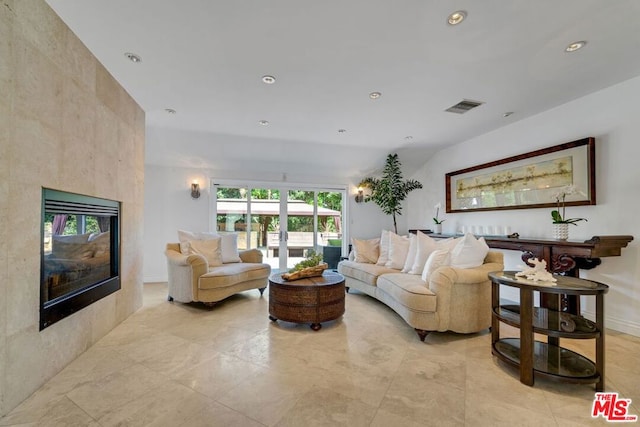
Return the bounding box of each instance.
[406,76,640,337]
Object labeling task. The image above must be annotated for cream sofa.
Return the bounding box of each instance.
[165,243,271,305]
[337,251,504,341]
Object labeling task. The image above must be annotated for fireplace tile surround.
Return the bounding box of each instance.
[0,0,144,417]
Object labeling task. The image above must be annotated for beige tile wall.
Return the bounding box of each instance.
[0,0,145,416]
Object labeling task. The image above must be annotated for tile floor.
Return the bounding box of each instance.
[2,282,639,426]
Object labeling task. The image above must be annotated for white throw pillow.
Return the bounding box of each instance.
[218,233,241,263]
[402,234,418,273]
[450,233,489,269]
[187,238,223,267]
[408,231,439,275]
[352,237,380,264]
[177,230,241,263]
[376,230,391,266]
[421,249,451,282]
[385,232,410,269]
[436,237,460,251]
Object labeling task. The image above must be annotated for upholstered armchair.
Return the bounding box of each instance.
[165,243,271,306]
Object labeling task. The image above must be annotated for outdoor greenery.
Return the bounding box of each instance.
[359,153,423,233]
[44,213,101,235]
[215,187,343,247]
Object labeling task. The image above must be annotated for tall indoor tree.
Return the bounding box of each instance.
[359,153,423,233]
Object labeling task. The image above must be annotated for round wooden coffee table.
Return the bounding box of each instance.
[268,271,345,331]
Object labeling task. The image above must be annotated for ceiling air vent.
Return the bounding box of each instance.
[445,99,484,114]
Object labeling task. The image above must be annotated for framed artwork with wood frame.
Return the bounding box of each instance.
[445,137,595,213]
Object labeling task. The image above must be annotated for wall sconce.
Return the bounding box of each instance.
[355,187,364,203]
[190,181,201,199]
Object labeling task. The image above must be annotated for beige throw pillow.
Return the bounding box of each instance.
[352,238,380,264]
[188,238,223,267]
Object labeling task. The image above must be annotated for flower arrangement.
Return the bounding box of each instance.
[551,185,587,225]
[433,203,445,225]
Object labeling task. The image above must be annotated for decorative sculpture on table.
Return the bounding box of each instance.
[515,258,557,282]
[281,250,327,281]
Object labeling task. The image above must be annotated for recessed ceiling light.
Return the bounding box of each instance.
[165,108,176,114]
[124,52,142,63]
[338,129,347,133]
[565,41,586,52]
[447,10,467,26]
[369,91,381,99]
[259,120,269,126]
[261,75,276,84]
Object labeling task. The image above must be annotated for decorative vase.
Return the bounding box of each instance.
[552,223,569,240]
[434,224,442,234]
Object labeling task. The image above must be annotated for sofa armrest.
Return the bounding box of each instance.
[239,248,263,264]
[165,244,208,302]
[428,251,504,332]
[432,262,503,287]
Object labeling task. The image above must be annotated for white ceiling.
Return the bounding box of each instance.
[46,0,640,178]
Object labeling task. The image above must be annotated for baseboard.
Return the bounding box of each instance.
[143,275,167,283]
[583,310,640,338]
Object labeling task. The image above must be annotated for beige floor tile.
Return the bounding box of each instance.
[97,380,214,427]
[140,341,220,378]
[465,396,558,426]
[0,395,98,427]
[379,377,466,424]
[3,281,640,427]
[370,409,433,427]
[172,352,266,400]
[179,402,266,427]
[65,364,168,419]
[218,370,315,426]
[274,386,376,427]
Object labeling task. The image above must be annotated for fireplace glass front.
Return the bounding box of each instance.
[41,189,120,330]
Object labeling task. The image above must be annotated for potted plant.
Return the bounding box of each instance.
[359,153,423,234]
[433,202,445,234]
[551,185,587,240]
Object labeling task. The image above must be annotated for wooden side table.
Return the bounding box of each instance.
[489,271,608,391]
[268,271,345,331]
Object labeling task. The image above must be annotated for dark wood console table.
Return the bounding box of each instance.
[409,231,633,313]
[489,271,608,391]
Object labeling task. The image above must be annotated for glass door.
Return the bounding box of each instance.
[214,186,281,269]
[214,183,345,272]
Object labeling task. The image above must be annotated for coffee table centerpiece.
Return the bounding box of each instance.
[281,250,328,281]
